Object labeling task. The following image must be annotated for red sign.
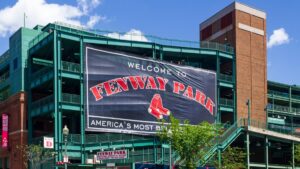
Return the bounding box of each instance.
[97,150,127,160]
[2,114,8,148]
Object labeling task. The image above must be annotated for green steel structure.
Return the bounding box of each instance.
[1,22,300,168]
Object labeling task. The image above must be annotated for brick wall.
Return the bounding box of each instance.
[0,92,27,169]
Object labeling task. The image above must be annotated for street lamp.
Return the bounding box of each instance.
[63,125,69,169]
[167,129,172,169]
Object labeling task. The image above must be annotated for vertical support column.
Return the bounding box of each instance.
[80,38,86,163]
[265,136,268,169]
[216,54,220,123]
[159,46,163,61]
[152,45,156,59]
[153,139,157,164]
[57,36,63,160]
[289,86,292,113]
[246,132,250,169]
[53,30,60,163]
[28,54,33,143]
[218,148,221,168]
[232,59,236,122]
[292,141,295,169]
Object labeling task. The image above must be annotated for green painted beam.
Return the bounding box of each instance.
[61,72,81,79]
[219,82,234,88]
[32,57,53,66]
[219,52,233,59]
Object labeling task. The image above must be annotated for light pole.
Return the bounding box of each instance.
[167,129,172,169]
[63,125,69,169]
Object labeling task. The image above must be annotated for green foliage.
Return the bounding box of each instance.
[16,144,55,169]
[295,144,300,166]
[213,146,246,169]
[158,115,219,169]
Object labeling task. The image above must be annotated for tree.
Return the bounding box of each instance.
[295,144,300,166]
[213,146,246,169]
[158,115,220,169]
[16,144,55,169]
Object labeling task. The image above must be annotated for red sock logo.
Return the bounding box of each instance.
[148,94,171,119]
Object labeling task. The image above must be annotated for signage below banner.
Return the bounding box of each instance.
[43,137,54,149]
[97,150,127,160]
[2,114,8,148]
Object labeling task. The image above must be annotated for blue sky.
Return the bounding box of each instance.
[0,0,299,85]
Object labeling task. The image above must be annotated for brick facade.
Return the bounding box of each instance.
[0,92,27,169]
[200,2,267,123]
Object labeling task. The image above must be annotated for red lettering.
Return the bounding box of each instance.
[183,86,194,99]
[103,81,119,96]
[156,77,168,91]
[146,76,158,89]
[128,76,147,90]
[194,90,206,106]
[115,78,129,92]
[173,81,185,94]
[90,84,104,101]
[205,97,215,115]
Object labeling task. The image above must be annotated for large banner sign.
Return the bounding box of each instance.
[2,114,8,148]
[85,46,216,134]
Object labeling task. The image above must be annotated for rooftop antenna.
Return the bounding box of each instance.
[23,13,27,28]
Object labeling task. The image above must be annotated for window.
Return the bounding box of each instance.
[221,12,233,29]
[13,58,18,70]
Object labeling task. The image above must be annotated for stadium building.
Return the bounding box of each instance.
[0,2,300,169]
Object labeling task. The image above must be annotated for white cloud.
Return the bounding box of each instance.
[0,0,103,37]
[106,29,149,42]
[267,28,290,48]
[77,0,101,15]
[87,15,104,28]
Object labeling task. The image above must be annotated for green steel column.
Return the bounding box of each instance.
[292,141,295,169]
[265,136,268,168]
[232,59,236,122]
[57,37,63,160]
[80,38,86,163]
[218,148,221,168]
[289,86,292,113]
[152,45,156,59]
[216,54,220,123]
[246,132,250,169]
[161,146,164,164]
[154,139,157,164]
[53,30,60,164]
[159,46,163,60]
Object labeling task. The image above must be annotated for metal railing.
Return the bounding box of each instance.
[292,94,300,100]
[0,71,9,83]
[219,74,233,82]
[219,98,234,106]
[31,95,54,111]
[0,51,9,64]
[31,68,53,82]
[61,61,80,73]
[267,104,300,114]
[61,93,80,104]
[28,31,49,48]
[268,90,289,98]
[29,22,235,54]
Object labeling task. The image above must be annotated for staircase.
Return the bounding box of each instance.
[199,119,244,166]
